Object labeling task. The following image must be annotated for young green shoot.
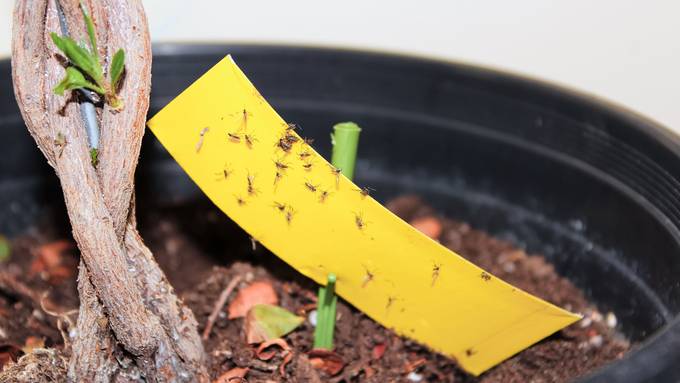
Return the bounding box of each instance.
[51,3,125,110]
[313,273,338,349]
[0,235,10,263]
[313,121,362,350]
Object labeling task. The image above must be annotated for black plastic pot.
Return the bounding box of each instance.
[1,44,679,382]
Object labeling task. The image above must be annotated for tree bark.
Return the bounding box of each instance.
[11,1,208,381]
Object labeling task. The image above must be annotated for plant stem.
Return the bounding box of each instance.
[312,122,362,350]
[330,122,362,181]
[313,273,337,349]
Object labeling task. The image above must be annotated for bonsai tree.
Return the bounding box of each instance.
[11,1,207,381]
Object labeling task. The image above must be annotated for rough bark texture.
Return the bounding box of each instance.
[11,0,208,381]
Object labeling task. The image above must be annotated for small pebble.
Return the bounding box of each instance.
[406,372,423,382]
[606,312,618,328]
[32,309,45,320]
[589,334,603,347]
[244,272,254,282]
[590,311,603,322]
[579,317,593,328]
[308,309,317,327]
[502,262,516,273]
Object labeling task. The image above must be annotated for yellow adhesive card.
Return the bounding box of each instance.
[147,56,580,375]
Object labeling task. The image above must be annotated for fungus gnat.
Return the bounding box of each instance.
[481,271,491,281]
[277,137,293,152]
[362,268,374,288]
[432,263,441,286]
[227,132,241,143]
[329,165,342,188]
[304,181,318,193]
[357,186,375,198]
[273,201,287,212]
[274,171,283,186]
[195,127,209,152]
[318,189,330,203]
[274,159,290,171]
[247,173,258,196]
[284,133,299,144]
[354,212,367,230]
[285,207,295,225]
[244,133,257,149]
[235,195,246,206]
[238,108,252,128]
[214,166,232,181]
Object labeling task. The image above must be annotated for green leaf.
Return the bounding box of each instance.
[245,304,304,344]
[90,148,99,167]
[51,33,67,53]
[50,33,103,83]
[110,49,125,90]
[0,235,10,263]
[53,66,105,96]
[80,3,99,62]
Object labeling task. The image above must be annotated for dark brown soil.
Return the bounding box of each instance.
[0,195,629,382]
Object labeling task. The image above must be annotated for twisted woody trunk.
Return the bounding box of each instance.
[11,1,208,381]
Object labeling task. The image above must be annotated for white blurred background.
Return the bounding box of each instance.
[2,1,679,132]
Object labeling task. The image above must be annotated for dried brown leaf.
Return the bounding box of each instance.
[256,338,292,361]
[372,343,386,360]
[308,349,345,376]
[228,281,278,319]
[213,367,249,383]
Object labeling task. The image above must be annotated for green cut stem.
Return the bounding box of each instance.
[313,273,337,349]
[312,122,362,350]
[331,122,362,181]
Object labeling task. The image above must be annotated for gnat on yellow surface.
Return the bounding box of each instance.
[147,55,580,375]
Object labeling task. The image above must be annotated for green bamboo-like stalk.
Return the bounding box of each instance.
[313,273,337,349]
[313,122,362,350]
[330,122,362,181]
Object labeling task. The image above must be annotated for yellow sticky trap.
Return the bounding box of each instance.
[147,56,580,375]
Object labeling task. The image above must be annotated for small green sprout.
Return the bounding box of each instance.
[89,148,99,167]
[313,273,338,350]
[51,3,125,109]
[0,235,10,263]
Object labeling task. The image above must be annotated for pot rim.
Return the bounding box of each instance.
[149,43,680,382]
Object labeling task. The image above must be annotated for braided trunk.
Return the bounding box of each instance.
[11,1,208,381]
